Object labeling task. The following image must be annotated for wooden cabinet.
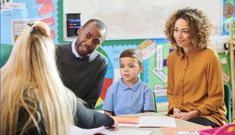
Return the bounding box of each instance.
[229,42,235,121]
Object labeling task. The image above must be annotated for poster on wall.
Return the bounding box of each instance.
[12,19,37,42]
[222,0,235,35]
[0,0,59,45]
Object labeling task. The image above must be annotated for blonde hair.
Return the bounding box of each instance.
[164,8,213,55]
[1,21,77,135]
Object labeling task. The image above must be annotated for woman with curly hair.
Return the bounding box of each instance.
[1,21,116,135]
[165,8,227,127]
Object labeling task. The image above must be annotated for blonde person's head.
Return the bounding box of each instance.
[1,21,77,135]
[164,8,213,55]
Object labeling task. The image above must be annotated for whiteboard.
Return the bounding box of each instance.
[63,0,223,40]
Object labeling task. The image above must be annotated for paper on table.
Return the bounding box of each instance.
[139,116,176,128]
[114,116,176,128]
[70,126,152,135]
[161,126,211,135]
[70,126,103,135]
[112,116,139,124]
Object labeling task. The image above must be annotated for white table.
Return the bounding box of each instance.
[119,112,209,135]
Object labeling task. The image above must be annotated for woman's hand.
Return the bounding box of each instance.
[170,109,200,120]
[173,108,181,116]
[169,108,182,119]
[178,110,200,120]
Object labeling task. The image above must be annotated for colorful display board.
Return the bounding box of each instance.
[0,0,59,44]
[223,0,235,35]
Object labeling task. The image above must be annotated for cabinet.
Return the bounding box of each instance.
[229,41,235,121]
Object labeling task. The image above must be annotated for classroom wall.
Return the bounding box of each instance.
[63,0,223,40]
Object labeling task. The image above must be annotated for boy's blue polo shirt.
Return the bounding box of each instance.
[102,78,155,115]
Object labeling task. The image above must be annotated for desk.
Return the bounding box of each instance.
[70,112,209,135]
[119,112,209,135]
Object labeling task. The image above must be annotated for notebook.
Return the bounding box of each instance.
[112,116,176,128]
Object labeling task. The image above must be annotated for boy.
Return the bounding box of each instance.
[102,48,155,116]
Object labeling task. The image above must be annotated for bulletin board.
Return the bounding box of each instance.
[222,0,235,35]
[0,0,60,45]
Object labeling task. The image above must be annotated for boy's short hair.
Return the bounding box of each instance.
[120,48,143,66]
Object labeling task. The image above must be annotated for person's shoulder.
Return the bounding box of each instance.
[139,80,151,91]
[167,50,177,58]
[110,79,122,88]
[111,78,124,88]
[95,51,108,64]
[167,50,177,62]
[55,43,72,57]
[205,47,218,54]
[202,47,219,59]
[106,79,120,94]
[56,43,71,49]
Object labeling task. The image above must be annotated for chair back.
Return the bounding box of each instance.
[153,91,157,113]
[224,84,232,123]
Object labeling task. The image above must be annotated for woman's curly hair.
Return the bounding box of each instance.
[164,8,213,55]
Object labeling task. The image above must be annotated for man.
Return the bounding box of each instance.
[56,19,108,109]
